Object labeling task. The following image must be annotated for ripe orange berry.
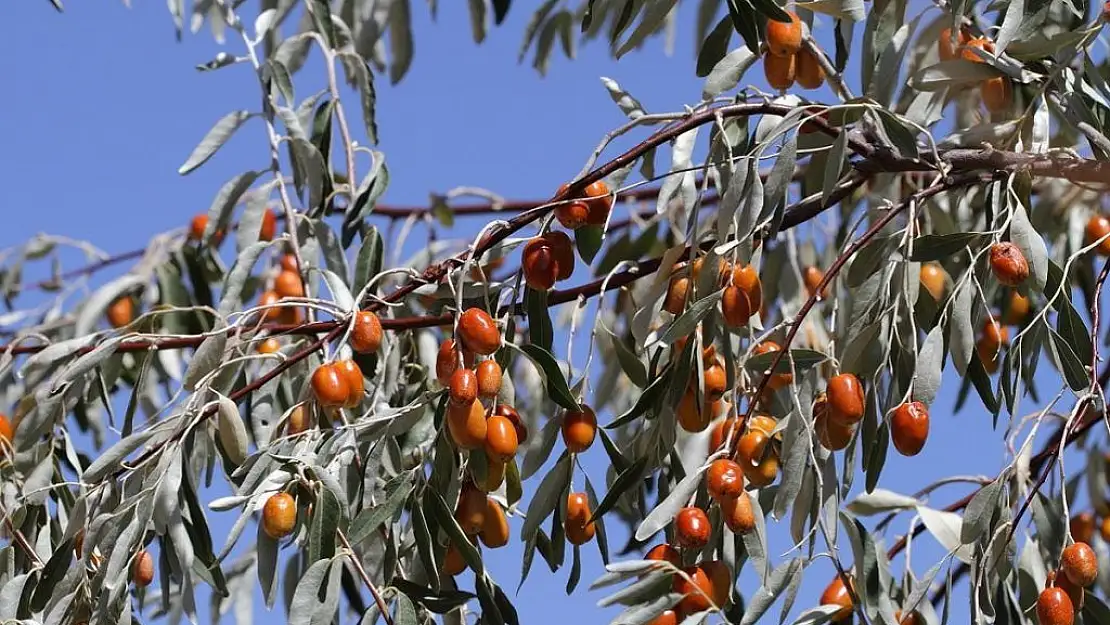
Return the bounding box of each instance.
[262,492,297,539]
[458,308,501,355]
[555,197,590,230]
[286,405,310,435]
[895,610,922,625]
[1061,542,1098,587]
[663,277,690,315]
[648,610,679,625]
[474,457,507,493]
[673,565,715,614]
[455,485,487,535]
[311,364,350,408]
[765,12,802,57]
[584,180,613,225]
[257,290,282,322]
[827,373,866,426]
[447,399,488,450]
[442,541,467,576]
[815,395,854,451]
[961,37,995,63]
[736,430,770,469]
[106,296,135,328]
[494,404,528,443]
[565,492,596,545]
[674,507,711,549]
[335,359,364,408]
[485,415,519,462]
[796,48,825,89]
[982,77,1012,113]
[722,490,755,534]
[476,360,502,398]
[1004,291,1030,325]
[436,339,474,386]
[747,452,780,488]
[763,51,796,91]
[258,337,281,354]
[990,242,1030,286]
[890,401,929,457]
[259,209,278,241]
[730,264,763,313]
[545,230,576,280]
[820,576,855,622]
[1071,513,1096,545]
[189,214,208,240]
[920,263,946,301]
[1087,215,1110,255]
[523,237,560,291]
[938,26,970,62]
[753,341,793,390]
[701,559,732,606]
[0,414,12,446]
[721,285,753,327]
[1101,516,1110,543]
[699,361,728,402]
[132,550,155,587]
[710,417,743,454]
[646,543,682,568]
[448,368,478,406]
[350,311,383,354]
[803,265,827,299]
[479,498,510,548]
[977,337,1002,374]
[1056,569,1085,613]
[562,405,597,453]
[692,257,729,285]
[1036,587,1074,625]
[677,391,713,433]
[982,316,1010,351]
[274,270,305,298]
[706,459,744,501]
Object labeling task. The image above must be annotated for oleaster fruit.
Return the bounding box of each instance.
[990,242,1030,286]
[564,492,596,545]
[458,307,501,355]
[674,507,711,549]
[890,401,930,457]
[562,405,597,453]
[262,492,297,539]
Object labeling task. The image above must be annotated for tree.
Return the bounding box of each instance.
[6,0,1110,623]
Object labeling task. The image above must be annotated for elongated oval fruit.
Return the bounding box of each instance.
[458,308,501,355]
[890,401,929,457]
[562,406,597,453]
[262,492,297,539]
[1086,215,1110,255]
[479,498,510,548]
[706,459,744,501]
[522,237,558,291]
[764,11,802,57]
[722,490,755,534]
[763,51,796,91]
[1036,587,1074,625]
[674,507,711,549]
[447,399,488,450]
[1061,542,1098,587]
[449,368,479,406]
[335,359,365,408]
[107,296,135,328]
[484,415,519,462]
[564,492,596,545]
[820,576,855,622]
[350,311,383,354]
[132,549,155,587]
[216,393,249,464]
[311,364,350,408]
[827,373,865,425]
[454,485,487,535]
[989,242,1030,286]
[476,360,502,398]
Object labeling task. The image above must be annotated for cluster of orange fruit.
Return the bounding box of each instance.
[937,26,1012,114]
[188,210,278,246]
[664,257,762,328]
[1035,535,1099,625]
[308,310,384,410]
[442,481,513,575]
[762,12,824,92]
[522,180,613,291]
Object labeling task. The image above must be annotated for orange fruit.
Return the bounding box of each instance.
[706,459,744,501]
[920,263,945,301]
[730,264,763,313]
[938,26,970,62]
[646,543,681,568]
[335,359,364,408]
[479,498,510,548]
[562,405,597,453]
[484,415,519,462]
[803,266,827,299]
[890,401,929,457]
[448,368,479,406]
[1061,542,1098,587]
[722,490,755,534]
[673,566,715,614]
[989,242,1030,286]
[262,492,297,539]
[447,399,488,450]
[106,296,135,328]
[816,395,855,451]
[827,373,865,426]
[763,51,796,91]
[1036,587,1074,625]
[476,360,502,398]
[274,270,305,298]
[796,48,825,89]
[258,290,282,322]
[189,214,208,240]
[765,12,803,57]
[721,285,752,327]
[1086,215,1110,255]
[259,209,278,241]
[458,308,501,355]
[583,180,613,225]
[258,337,281,354]
[454,485,487,535]
[961,37,995,63]
[820,576,855,622]
[754,341,793,390]
[311,364,350,408]
[982,77,1012,113]
[132,550,155,587]
[442,541,467,576]
[565,492,596,545]
[663,277,690,315]
[523,236,560,291]
[286,405,310,435]
[674,507,711,549]
[350,311,383,354]
[494,404,528,443]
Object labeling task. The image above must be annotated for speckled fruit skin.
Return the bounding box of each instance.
[458,308,501,355]
[722,490,755,534]
[562,406,597,453]
[350,311,383,354]
[820,576,854,622]
[262,492,297,539]
[448,368,479,407]
[1071,513,1096,545]
[890,401,930,457]
[827,373,866,426]
[476,360,502,398]
[990,242,1030,286]
[484,415,519,463]
[764,11,802,57]
[436,339,474,386]
[1036,587,1074,625]
[674,507,711,550]
[1061,542,1098,587]
[494,404,528,443]
[706,459,744,501]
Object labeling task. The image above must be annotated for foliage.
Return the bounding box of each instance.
[10,0,1110,624]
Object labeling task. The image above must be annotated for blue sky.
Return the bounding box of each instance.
[1,1,1088,624]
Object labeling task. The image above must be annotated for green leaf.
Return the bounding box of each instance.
[1056,296,1093,367]
[740,558,802,625]
[575,225,604,264]
[518,344,579,410]
[589,457,647,523]
[744,349,827,374]
[605,369,670,428]
[607,327,647,388]
[352,225,384,298]
[83,428,158,482]
[960,479,1003,544]
[349,473,412,544]
[1050,330,1089,392]
[910,60,1002,91]
[309,485,341,562]
[526,288,554,351]
[178,110,253,175]
[657,289,725,345]
[695,16,733,78]
[908,233,986,261]
[394,593,419,625]
[521,452,572,541]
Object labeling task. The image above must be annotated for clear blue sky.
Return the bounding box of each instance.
[2,2,1079,624]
